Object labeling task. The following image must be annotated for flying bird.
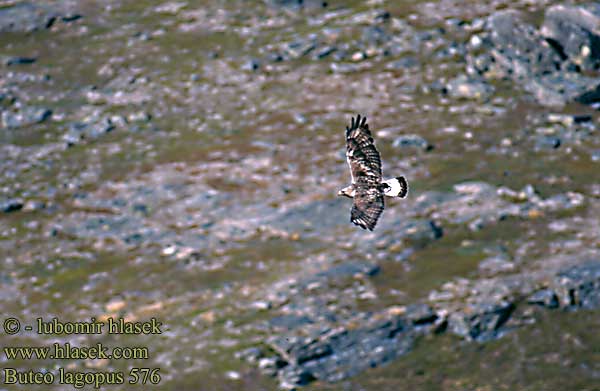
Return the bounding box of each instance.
[338,114,408,231]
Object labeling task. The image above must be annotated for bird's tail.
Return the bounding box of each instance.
[383,176,409,198]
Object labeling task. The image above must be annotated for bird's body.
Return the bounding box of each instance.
[338,177,407,198]
[338,115,409,231]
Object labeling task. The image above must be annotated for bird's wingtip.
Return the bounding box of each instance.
[349,114,368,130]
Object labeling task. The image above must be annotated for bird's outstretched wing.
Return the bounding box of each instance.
[351,184,384,231]
[345,114,382,184]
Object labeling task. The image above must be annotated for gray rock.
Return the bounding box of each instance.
[269,198,348,234]
[266,52,284,63]
[486,10,563,78]
[536,192,584,212]
[366,218,443,249]
[447,300,514,341]
[394,219,443,245]
[269,335,333,367]
[541,4,600,72]
[2,56,36,66]
[313,261,379,281]
[392,134,432,151]
[23,200,46,212]
[257,356,287,376]
[235,347,264,363]
[546,113,592,127]
[267,0,329,12]
[385,56,419,70]
[525,72,600,107]
[242,58,261,71]
[278,366,314,388]
[462,8,600,106]
[284,40,317,60]
[269,315,313,331]
[267,308,431,387]
[64,118,115,146]
[479,255,515,275]
[446,75,494,100]
[61,13,82,23]
[553,261,600,309]
[313,46,336,60]
[534,135,561,150]
[527,289,559,309]
[1,199,23,213]
[362,25,390,46]
[329,62,362,74]
[60,214,166,247]
[1,106,52,129]
[0,3,57,33]
[403,304,437,325]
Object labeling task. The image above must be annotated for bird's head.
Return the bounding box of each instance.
[337,187,353,198]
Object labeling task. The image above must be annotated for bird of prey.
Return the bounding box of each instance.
[338,114,408,231]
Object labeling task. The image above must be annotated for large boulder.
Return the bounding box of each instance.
[487,10,563,78]
[541,4,600,72]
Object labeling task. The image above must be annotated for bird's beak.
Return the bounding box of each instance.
[337,190,343,197]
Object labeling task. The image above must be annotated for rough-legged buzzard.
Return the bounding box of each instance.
[338,114,408,231]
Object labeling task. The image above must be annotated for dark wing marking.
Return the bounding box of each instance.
[396,176,409,198]
[345,114,382,184]
[350,185,385,231]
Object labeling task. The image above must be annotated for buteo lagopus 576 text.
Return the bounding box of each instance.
[338,114,409,231]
